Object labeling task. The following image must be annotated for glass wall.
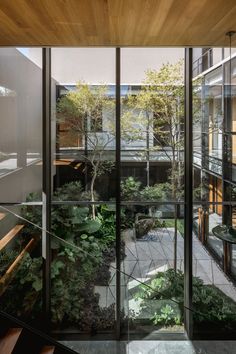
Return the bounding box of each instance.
[50,48,117,334]
[192,50,236,337]
[120,48,185,334]
[1,46,236,340]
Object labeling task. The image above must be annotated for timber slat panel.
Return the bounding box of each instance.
[0,328,22,354]
[0,225,24,251]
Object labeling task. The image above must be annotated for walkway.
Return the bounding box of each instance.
[96,226,236,315]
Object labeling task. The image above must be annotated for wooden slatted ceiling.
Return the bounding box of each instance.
[0,0,235,46]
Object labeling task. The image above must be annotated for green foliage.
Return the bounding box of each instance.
[134,269,236,327]
[57,82,113,129]
[50,205,101,243]
[121,207,134,229]
[54,180,100,202]
[0,253,43,317]
[123,61,187,200]
[162,219,184,236]
[0,249,18,277]
[57,83,115,213]
[140,183,168,201]
[121,177,141,201]
[152,304,181,326]
[53,181,83,201]
[50,247,97,324]
[121,177,169,202]
[10,183,118,329]
[94,204,116,248]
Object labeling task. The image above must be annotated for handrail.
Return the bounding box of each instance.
[0,310,78,354]
[2,200,236,206]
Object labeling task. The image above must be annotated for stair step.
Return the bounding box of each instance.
[40,345,55,354]
[0,212,20,240]
[0,327,22,354]
[0,238,37,296]
[0,213,5,221]
[0,225,24,251]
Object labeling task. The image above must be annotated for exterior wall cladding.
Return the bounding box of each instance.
[0,48,59,203]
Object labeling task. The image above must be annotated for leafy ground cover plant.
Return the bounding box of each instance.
[0,250,18,278]
[134,269,236,328]
[1,182,119,332]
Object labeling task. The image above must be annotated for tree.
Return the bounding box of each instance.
[57,83,115,219]
[126,60,185,270]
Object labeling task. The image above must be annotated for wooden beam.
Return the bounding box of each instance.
[0,238,37,296]
[0,225,24,251]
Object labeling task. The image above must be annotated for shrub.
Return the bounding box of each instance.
[134,269,236,327]
[121,177,141,201]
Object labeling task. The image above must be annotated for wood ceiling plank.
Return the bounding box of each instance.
[0,0,235,46]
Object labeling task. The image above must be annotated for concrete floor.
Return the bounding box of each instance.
[61,340,236,354]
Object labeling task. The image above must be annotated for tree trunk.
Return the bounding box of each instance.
[90,169,97,220]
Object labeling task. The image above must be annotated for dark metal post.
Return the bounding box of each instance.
[115,47,121,339]
[42,48,51,324]
[84,113,88,191]
[184,48,193,338]
[201,75,210,204]
[146,112,150,186]
[222,54,232,226]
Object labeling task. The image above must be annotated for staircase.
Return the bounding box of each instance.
[0,209,37,296]
[0,310,78,354]
[0,209,78,354]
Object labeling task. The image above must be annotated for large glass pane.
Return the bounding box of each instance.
[51,49,116,335]
[121,48,185,336]
[192,49,236,337]
[121,203,185,335]
[50,202,117,334]
[51,48,115,201]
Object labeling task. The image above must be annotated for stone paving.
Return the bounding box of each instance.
[95,226,236,312]
[62,339,236,354]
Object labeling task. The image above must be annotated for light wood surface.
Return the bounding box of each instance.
[0,225,24,251]
[0,0,235,46]
[36,159,75,166]
[0,328,22,354]
[0,238,36,296]
[40,346,55,354]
